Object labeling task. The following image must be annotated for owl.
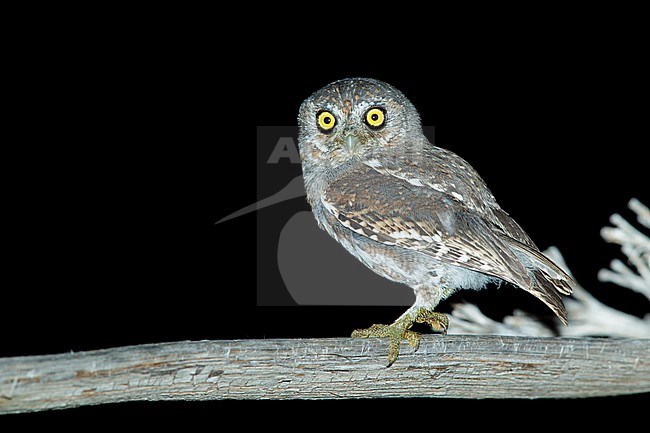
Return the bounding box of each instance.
[297,78,574,366]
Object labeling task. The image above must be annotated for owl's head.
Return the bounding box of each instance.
[298,78,422,168]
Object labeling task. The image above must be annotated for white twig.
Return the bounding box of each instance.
[450,304,552,336]
[598,199,650,299]
[629,198,650,230]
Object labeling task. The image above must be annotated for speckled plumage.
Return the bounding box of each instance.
[297,78,573,359]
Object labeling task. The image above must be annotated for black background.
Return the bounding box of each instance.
[4,30,649,420]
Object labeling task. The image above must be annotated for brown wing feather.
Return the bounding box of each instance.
[531,270,569,325]
[490,208,538,248]
[504,238,575,295]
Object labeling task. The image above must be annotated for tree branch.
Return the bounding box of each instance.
[1,336,649,414]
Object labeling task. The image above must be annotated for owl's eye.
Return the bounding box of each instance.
[317,110,336,133]
[364,107,386,129]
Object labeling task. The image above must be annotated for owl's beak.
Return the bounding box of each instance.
[343,134,361,155]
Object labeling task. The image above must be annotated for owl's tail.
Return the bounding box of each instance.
[505,238,575,326]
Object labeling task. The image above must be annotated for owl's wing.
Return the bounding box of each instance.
[362,150,574,295]
[322,166,534,290]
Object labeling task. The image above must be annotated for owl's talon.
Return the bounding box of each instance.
[404,330,421,351]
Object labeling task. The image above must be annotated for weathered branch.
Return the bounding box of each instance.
[1,336,649,413]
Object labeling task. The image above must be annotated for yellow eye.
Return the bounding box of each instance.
[365,107,386,129]
[317,110,336,133]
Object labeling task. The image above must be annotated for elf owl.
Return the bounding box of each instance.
[297,78,574,366]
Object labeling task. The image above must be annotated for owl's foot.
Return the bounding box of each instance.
[351,307,448,367]
[352,320,421,367]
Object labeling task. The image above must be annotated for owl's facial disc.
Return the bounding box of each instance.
[317,105,388,159]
